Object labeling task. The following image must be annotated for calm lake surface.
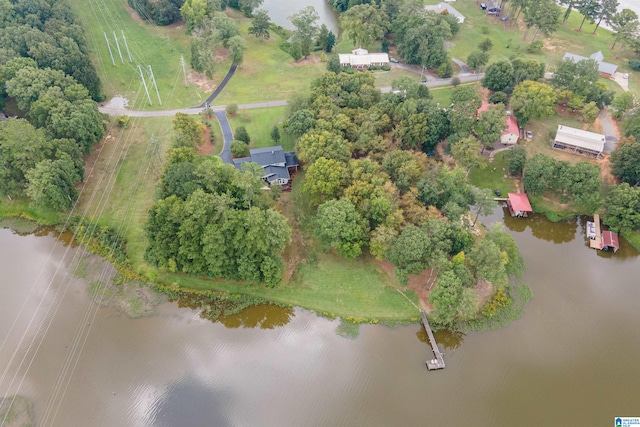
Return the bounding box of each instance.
[261,0,339,35]
[1,207,639,426]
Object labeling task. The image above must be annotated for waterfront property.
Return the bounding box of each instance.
[562,51,618,78]
[588,214,620,252]
[231,146,299,186]
[424,2,465,23]
[506,192,532,217]
[338,48,390,69]
[552,125,605,158]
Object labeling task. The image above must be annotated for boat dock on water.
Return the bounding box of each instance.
[587,214,619,253]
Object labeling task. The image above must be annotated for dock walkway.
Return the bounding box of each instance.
[420,311,445,370]
[589,214,602,249]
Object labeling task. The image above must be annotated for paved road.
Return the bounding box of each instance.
[598,107,619,153]
[214,110,233,163]
[99,100,289,117]
[198,63,237,108]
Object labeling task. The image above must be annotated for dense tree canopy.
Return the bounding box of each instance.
[511,81,557,125]
[611,137,640,186]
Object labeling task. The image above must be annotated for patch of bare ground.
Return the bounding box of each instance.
[474,278,495,307]
[189,71,216,93]
[542,38,562,52]
[198,126,215,155]
[292,56,322,66]
[598,153,616,185]
[277,193,308,284]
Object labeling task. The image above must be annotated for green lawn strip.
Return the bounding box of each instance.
[67,0,211,109]
[152,252,420,321]
[469,150,518,195]
[373,68,422,88]
[621,230,640,252]
[212,12,325,105]
[227,106,295,150]
[0,199,63,226]
[528,195,585,222]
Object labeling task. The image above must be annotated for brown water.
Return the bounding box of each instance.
[1,207,639,426]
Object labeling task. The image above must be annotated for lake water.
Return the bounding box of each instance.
[1,207,640,426]
[261,0,340,35]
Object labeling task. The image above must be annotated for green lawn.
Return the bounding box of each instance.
[0,198,63,226]
[373,68,422,88]
[227,106,296,151]
[212,10,326,105]
[469,151,518,195]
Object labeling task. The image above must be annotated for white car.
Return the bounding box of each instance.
[623,73,629,79]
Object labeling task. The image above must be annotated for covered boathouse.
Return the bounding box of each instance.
[507,193,532,217]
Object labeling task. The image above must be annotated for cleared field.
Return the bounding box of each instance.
[469,151,518,195]
[227,106,296,151]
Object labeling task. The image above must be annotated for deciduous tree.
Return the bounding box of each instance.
[289,6,319,58]
[341,4,389,48]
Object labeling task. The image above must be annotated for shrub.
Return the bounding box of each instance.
[381,65,391,71]
[235,126,251,144]
[438,61,453,78]
[116,115,131,128]
[526,40,543,54]
[629,60,640,70]
[489,91,508,104]
[481,26,490,35]
[226,104,238,116]
[230,140,249,157]
[451,76,461,87]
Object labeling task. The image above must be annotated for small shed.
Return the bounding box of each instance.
[507,193,532,217]
[601,231,620,253]
[553,125,605,158]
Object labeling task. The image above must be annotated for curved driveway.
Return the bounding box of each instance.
[214,110,233,163]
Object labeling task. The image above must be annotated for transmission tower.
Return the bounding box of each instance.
[121,30,133,62]
[148,65,162,106]
[113,31,124,64]
[104,32,115,66]
[138,65,152,106]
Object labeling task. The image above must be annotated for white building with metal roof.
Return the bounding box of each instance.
[338,48,389,69]
[552,125,605,158]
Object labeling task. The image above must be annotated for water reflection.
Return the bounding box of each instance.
[176,295,294,329]
[152,378,233,427]
[416,327,465,350]
[502,210,578,244]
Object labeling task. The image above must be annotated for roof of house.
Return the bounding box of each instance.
[555,125,605,153]
[230,146,298,182]
[284,151,299,167]
[424,2,465,22]
[562,52,618,75]
[602,231,620,249]
[339,52,390,66]
[508,193,533,212]
[250,146,286,165]
[505,115,519,135]
[352,48,368,55]
[263,165,290,183]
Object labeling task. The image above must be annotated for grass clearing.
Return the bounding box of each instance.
[212,10,326,105]
[373,68,422,88]
[469,151,518,194]
[227,106,296,151]
[0,198,63,226]
[67,0,212,109]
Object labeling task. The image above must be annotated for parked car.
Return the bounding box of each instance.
[623,73,629,79]
[526,130,533,139]
[494,189,501,197]
[480,2,487,9]
[390,57,399,63]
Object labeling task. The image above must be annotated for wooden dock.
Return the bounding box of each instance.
[589,214,602,250]
[420,311,445,370]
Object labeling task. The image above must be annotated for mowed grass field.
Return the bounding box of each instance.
[212,9,326,106]
[227,106,296,151]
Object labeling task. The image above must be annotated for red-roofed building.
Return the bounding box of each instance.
[476,103,520,145]
[507,193,532,217]
[501,115,519,144]
[601,231,620,253]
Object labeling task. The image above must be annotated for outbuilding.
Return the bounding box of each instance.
[424,2,465,23]
[507,193,532,217]
[601,231,620,253]
[552,125,605,158]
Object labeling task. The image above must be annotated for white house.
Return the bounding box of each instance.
[424,2,465,23]
[338,48,390,69]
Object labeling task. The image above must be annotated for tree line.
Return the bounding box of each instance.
[0,0,105,210]
[144,114,291,287]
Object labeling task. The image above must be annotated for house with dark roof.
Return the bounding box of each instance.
[562,51,618,78]
[231,146,299,186]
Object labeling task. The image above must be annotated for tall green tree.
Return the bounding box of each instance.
[593,0,618,34]
[25,157,80,210]
[476,104,507,148]
[510,81,556,125]
[451,136,485,174]
[610,9,639,49]
[611,137,640,186]
[315,198,368,259]
[483,60,514,92]
[466,50,489,73]
[577,0,601,31]
[602,183,640,233]
[289,6,319,58]
[430,270,463,325]
[248,9,271,40]
[341,4,389,48]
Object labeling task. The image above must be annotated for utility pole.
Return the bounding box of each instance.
[121,30,133,62]
[180,55,188,87]
[104,32,115,66]
[148,65,162,106]
[113,31,124,64]
[138,65,152,106]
